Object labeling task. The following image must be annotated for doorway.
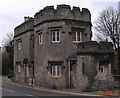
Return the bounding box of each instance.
[69,60,77,87]
[24,63,29,83]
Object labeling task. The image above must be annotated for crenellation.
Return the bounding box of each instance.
[14,19,34,36]
[82,8,89,12]
[14,4,115,90]
[77,41,114,55]
[34,5,91,26]
[57,4,71,9]
[44,6,54,10]
[39,9,44,16]
[72,6,80,11]
[99,42,113,50]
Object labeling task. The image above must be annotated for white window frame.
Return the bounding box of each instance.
[18,42,21,50]
[99,66,104,73]
[18,64,21,73]
[52,30,60,43]
[52,65,61,77]
[38,33,42,44]
[73,31,82,43]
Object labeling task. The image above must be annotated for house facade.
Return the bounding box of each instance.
[14,5,114,90]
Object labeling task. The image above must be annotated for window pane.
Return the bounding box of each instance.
[77,32,81,41]
[52,31,55,37]
[40,34,42,43]
[40,34,41,43]
[99,66,104,72]
[57,65,60,71]
[57,65,60,76]
[101,67,103,72]
[57,31,59,36]
[26,66,29,77]
[38,34,42,44]
[77,36,80,41]
[52,65,56,76]
[38,34,40,43]
[18,65,21,72]
[82,63,84,74]
[18,42,21,50]
[56,31,60,41]
[51,63,61,77]
[57,37,60,41]
[57,71,60,76]
[53,65,55,70]
[73,32,76,41]
[77,32,80,36]
[52,31,55,41]
[53,70,56,76]
[53,37,55,41]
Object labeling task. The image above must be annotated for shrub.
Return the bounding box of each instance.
[82,86,95,92]
[51,85,57,89]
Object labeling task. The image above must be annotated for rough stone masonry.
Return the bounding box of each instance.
[14,4,114,90]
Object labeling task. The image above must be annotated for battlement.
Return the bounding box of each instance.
[14,18,34,37]
[34,4,91,26]
[77,41,114,55]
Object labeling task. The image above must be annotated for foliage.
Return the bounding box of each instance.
[114,76,120,81]
[51,85,57,89]
[82,86,95,92]
[2,33,14,77]
[2,52,10,75]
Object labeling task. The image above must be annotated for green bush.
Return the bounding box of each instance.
[7,72,14,79]
[114,76,120,81]
[51,85,57,89]
[82,86,95,92]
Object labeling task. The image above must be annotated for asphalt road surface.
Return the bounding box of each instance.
[1,80,117,98]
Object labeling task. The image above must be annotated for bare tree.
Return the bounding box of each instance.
[95,33,110,42]
[94,7,120,67]
[2,33,13,52]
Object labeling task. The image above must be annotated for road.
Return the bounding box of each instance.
[1,80,117,98]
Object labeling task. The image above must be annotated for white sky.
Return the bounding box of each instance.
[0,0,119,46]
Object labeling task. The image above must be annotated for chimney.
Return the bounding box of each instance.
[24,16,30,22]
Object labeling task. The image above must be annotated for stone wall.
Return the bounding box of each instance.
[14,30,34,82]
[34,5,91,26]
[14,18,34,37]
[14,5,94,89]
[34,19,92,88]
[77,41,114,90]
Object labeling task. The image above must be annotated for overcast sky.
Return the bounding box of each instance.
[0,0,119,46]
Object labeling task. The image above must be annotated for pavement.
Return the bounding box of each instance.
[1,76,120,97]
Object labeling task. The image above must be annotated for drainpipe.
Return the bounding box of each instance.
[68,61,70,87]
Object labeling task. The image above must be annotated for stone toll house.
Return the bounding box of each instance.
[14,4,114,90]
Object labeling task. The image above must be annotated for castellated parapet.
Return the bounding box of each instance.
[14,18,34,37]
[34,4,91,26]
[77,41,114,55]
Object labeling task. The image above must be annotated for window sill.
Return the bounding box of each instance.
[38,43,43,45]
[52,41,60,43]
[73,41,82,43]
[52,76,61,78]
